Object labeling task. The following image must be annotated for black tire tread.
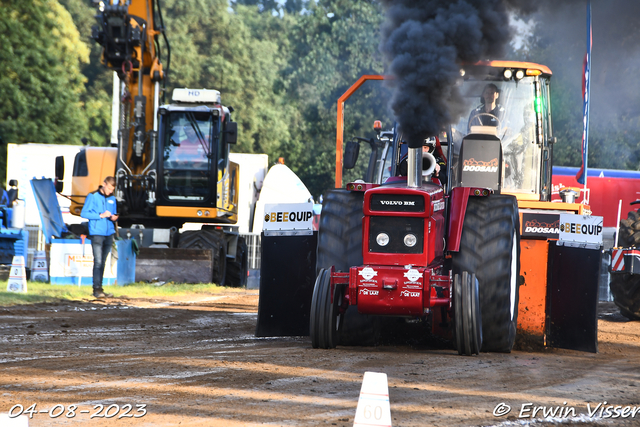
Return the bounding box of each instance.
[316,190,378,346]
[610,211,640,320]
[310,269,327,348]
[226,237,248,288]
[317,190,365,272]
[452,195,520,352]
[178,229,227,285]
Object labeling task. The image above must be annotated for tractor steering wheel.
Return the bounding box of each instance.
[469,113,502,129]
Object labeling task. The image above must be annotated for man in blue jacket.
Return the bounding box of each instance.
[81,176,119,298]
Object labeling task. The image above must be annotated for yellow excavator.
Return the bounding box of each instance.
[55,0,247,286]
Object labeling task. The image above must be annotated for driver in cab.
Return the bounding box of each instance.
[467,83,505,132]
[174,124,205,165]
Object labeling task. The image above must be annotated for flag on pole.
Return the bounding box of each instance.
[576,1,592,185]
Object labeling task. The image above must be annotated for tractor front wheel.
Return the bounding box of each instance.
[453,271,482,356]
[310,268,345,348]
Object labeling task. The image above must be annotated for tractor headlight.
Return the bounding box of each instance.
[376,233,390,246]
[404,233,417,247]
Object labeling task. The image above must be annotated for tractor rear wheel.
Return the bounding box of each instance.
[316,190,377,346]
[609,274,640,320]
[452,195,520,352]
[317,190,364,272]
[610,211,640,320]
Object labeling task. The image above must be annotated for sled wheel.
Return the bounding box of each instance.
[213,242,227,286]
[454,272,483,356]
[226,236,248,287]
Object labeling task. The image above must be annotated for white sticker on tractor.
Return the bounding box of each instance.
[400,290,421,298]
[360,288,379,296]
[404,268,422,283]
[359,267,378,281]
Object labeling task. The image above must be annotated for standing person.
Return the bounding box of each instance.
[81,176,118,298]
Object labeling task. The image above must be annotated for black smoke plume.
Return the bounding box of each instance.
[380,0,513,148]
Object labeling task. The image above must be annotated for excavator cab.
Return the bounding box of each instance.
[160,111,215,202]
[151,88,238,227]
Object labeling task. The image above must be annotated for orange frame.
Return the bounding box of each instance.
[335,75,387,188]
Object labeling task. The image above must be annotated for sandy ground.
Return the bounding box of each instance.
[0,292,638,427]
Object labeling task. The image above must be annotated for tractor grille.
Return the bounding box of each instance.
[368,216,423,254]
[369,194,424,213]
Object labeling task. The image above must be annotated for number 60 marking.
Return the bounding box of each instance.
[363,404,383,420]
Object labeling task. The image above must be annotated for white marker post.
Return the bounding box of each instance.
[353,372,392,427]
[30,250,49,282]
[7,256,27,293]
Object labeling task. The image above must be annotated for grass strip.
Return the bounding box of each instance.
[0,281,234,306]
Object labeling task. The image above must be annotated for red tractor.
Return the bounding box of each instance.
[310,72,522,355]
[257,62,602,354]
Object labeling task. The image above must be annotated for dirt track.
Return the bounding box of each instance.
[0,291,639,426]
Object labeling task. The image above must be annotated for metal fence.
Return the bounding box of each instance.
[241,233,261,270]
[24,226,263,272]
[25,225,45,268]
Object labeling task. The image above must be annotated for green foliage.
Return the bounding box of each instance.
[161,0,294,160]
[58,0,113,146]
[0,0,90,181]
[1,0,392,199]
[281,0,389,198]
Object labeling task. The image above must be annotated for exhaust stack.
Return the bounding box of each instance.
[407,147,422,188]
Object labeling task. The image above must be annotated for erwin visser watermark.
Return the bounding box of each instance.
[493,402,640,419]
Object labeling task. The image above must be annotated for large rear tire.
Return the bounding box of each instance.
[452,195,520,352]
[179,229,227,285]
[316,190,377,346]
[610,211,640,320]
[609,274,640,320]
[317,190,364,273]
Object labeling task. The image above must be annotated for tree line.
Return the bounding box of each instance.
[1,0,638,198]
